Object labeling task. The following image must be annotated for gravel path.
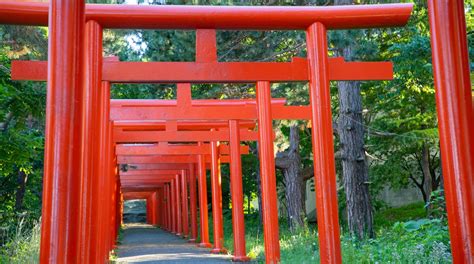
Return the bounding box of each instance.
[116,223,232,263]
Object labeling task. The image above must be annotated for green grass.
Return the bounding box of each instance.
[374,202,427,228]
[0,218,40,264]
[216,203,451,263]
[109,226,125,262]
[1,203,451,263]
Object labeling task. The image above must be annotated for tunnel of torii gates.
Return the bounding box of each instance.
[1,1,473,264]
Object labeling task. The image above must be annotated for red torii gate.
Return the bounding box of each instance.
[6,2,410,263]
[9,13,399,260]
[108,86,316,258]
[4,1,473,264]
[114,119,259,257]
[117,142,251,253]
[115,118,253,248]
[14,42,396,261]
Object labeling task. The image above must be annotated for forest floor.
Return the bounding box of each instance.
[114,223,232,263]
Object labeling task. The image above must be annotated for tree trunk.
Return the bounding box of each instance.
[337,76,374,239]
[421,143,433,203]
[334,0,374,238]
[276,126,305,232]
[15,170,28,212]
[283,126,305,231]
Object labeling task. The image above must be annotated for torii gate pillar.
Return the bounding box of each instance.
[181,169,190,238]
[256,81,281,263]
[229,120,251,262]
[39,1,86,263]
[427,0,474,262]
[306,22,342,264]
[197,149,212,248]
[175,175,183,236]
[210,137,227,254]
[188,163,198,242]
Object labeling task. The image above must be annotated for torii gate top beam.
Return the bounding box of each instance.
[11,57,393,83]
[117,154,230,164]
[114,121,257,131]
[122,187,165,192]
[0,2,412,30]
[123,192,155,200]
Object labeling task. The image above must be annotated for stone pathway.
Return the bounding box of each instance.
[115,223,231,263]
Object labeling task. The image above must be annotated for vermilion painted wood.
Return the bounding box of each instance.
[121,179,177,184]
[0,2,412,29]
[152,192,159,226]
[119,192,124,226]
[157,189,164,227]
[307,23,342,264]
[229,120,251,262]
[170,179,177,234]
[39,1,85,263]
[122,185,167,192]
[256,81,281,263]
[114,129,259,143]
[114,120,257,130]
[188,164,198,242]
[121,178,176,185]
[209,138,227,254]
[106,136,119,256]
[102,58,392,83]
[112,98,286,107]
[123,191,154,200]
[116,144,208,155]
[125,164,190,170]
[117,155,231,164]
[428,1,474,262]
[98,83,114,262]
[146,194,153,224]
[116,183,122,233]
[121,176,176,182]
[11,57,393,83]
[196,29,217,63]
[115,144,249,156]
[197,148,212,248]
[163,186,169,230]
[0,2,418,262]
[175,175,183,236]
[110,105,312,121]
[80,20,102,264]
[174,177,180,235]
[181,170,190,238]
[99,94,109,258]
[120,169,182,176]
[165,185,171,231]
[121,179,175,188]
[167,184,173,232]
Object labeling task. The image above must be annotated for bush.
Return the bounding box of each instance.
[341,218,451,264]
[222,207,451,263]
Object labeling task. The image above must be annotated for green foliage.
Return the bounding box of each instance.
[0,40,45,228]
[374,202,426,228]
[361,5,442,202]
[340,219,451,264]
[426,189,447,220]
[219,205,450,263]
